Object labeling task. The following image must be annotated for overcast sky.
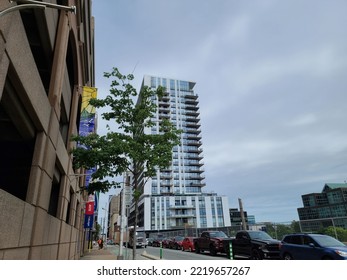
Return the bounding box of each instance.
[93,0,347,223]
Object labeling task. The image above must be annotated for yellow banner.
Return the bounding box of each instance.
[81,86,97,114]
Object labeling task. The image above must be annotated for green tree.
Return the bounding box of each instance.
[95,223,102,240]
[320,226,347,242]
[290,220,301,233]
[265,223,297,240]
[71,68,181,259]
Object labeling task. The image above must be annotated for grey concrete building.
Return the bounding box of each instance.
[0,0,95,259]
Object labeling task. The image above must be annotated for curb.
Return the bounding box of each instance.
[141,250,162,260]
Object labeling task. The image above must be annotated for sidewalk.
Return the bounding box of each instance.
[80,245,159,260]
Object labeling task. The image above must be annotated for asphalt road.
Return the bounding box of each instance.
[141,246,230,260]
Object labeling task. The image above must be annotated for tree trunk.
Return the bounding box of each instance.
[132,198,138,260]
[132,167,139,260]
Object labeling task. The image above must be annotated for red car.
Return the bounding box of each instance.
[181,237,196,252]
[161,238,171,248]
[169,236,184,250]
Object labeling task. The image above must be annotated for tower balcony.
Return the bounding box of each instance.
[185,110,200,117]
[186,116,200,122]
[186,140,202,147]
[168,213,195,218]
[169,204,195,209]
[159,112,170,119]
[185,174,205,181]
[185,121,201,128]
[160,173,173,179]
[186,133,202,140]
[185,127,201,134]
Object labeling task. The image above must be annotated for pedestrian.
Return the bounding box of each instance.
[97,238,103,250]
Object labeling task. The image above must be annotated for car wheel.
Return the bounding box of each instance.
[283,253,293,260]
[251,249,263,260]
[195,244,200,254]
[209,245,217,256]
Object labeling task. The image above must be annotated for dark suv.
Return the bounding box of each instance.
[280,233,347,260]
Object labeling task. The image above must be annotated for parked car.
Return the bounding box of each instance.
[182,237,196,252]
[161,238,171,248]
[232,230,280,259]
[280,233,347,260]
[146,237,154,246]
[194,231,233,256]
[169,236,184,250]
[152,236,165,247]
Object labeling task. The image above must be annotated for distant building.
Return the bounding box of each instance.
[112,173,132,244]
[229,208,248,229]
[297,183,347,231]
[108,195,120,240]
[129,75,230,231]
[247,215,256,225]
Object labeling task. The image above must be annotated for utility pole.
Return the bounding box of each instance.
[239,198,247,230]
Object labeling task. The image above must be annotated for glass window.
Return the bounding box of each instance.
[170,79,175,90]
[151,77,156,88]
[162,79,167,89]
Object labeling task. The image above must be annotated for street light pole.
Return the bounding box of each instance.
[102,195,115,247]
[102,204,107,242]
[0,0,76,18]
[10,0,76,13]
[118,181,127,259]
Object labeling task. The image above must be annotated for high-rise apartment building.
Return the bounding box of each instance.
[134,75,230,231]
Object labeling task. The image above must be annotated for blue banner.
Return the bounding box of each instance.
[94,192,99,212]
[84,214,94,229]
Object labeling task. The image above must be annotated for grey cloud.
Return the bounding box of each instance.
[94,0,347,222]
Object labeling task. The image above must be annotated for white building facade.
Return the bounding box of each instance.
[137,75,230,231]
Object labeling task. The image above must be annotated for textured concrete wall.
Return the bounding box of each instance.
[0,0,93,259]
[0,189,34,259]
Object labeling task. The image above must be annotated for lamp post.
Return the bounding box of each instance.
[101,195,116,246]
[0,0,76,18]
[102,204,107,243]
[118,183,127,259]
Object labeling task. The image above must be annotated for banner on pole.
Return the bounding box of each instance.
[78,86,97,188]
[85,201,95,215]
[84,214,94,229]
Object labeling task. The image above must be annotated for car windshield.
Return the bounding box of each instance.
[209,231,228,238]
[175,236,184,241]
[248,231,273,240]
[313,235,346,247]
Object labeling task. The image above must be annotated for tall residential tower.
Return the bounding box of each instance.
[134,75,230,231]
